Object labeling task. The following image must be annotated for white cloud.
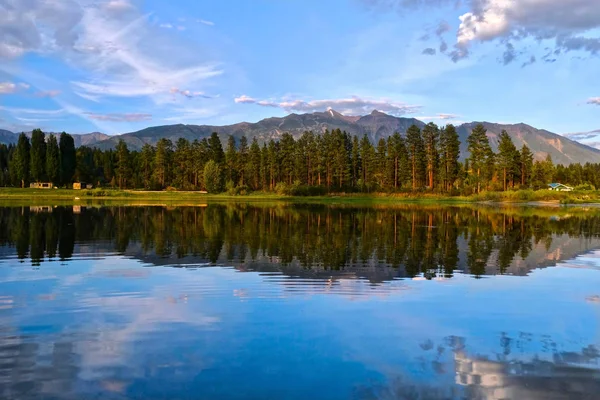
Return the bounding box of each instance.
[0,105,65,115]
[170,88,212,99]
[0,82,17,94]
[161,106,220,122]
[159,23,173,29]
[235,95,421,116]
[0,0,222,106]
[34,90,61,98]
[367,0,600,62]
[588,97,600,106]
[418,113,459,120]
[83,112,152,122]
[104,0,135,15]
[455,0,600,61]
[0,81,29,94]
[199,19,215,26]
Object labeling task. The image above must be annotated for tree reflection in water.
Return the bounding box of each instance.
[2,204,600,281]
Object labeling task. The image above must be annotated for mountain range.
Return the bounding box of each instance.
[2,110,599,165]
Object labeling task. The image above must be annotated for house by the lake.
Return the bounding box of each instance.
[29,182,53,189]
[547,183,573,191]
[73,182,93,190]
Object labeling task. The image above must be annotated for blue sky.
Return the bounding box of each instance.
[0,0,599,143]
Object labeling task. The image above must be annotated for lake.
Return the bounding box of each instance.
[1,203,600,400]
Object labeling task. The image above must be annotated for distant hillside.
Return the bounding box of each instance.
[2,110,600,165]
[0,130,109,148]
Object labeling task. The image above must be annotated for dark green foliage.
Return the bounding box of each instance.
[204,159,223,193]
[439,124,460,192]
[2,125,600,194]
[30,129,46,182]
[12,133,30,188]
[422,123,439,189]
[208,132,224,163]
[59,132,76,186]
[153,138,173,188]
[467,124,493,193]
[46,134,60,185]
[406,125,426,190]
[520,145,534,187]
[497,130,519,191]
[115,140,131,189]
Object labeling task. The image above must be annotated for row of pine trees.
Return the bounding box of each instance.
[1,123,599,193]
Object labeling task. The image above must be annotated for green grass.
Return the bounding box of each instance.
[1,187,600,206]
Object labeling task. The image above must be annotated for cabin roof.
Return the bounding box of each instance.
[548,182,573,189]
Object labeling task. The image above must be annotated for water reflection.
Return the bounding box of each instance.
[355,336,600,400]
[2,204,600,280]
[1,204,600,399]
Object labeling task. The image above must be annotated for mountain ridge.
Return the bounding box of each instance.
[1,111,599,165]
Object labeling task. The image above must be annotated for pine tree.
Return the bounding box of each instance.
[351,135,361,187]
[406,125,425,190]
[422,123,439,190]
[30,129,46,182]
[497,130,518,191]
[520,145,533,187]
[279,133,295,184]
[174,138,192,189]
[224,135,238,185]
[192,139,209,188]
[248,137,262,190]
[208,132,224,163]
[439,124,460,192]
[46,134,60,185]
[154,138,173,188]
[140,144,155,189]
[204,160,222,193]
[359,134,374,190]
[238,136,249,186]
[115,140,131,189]
[375,138,388,189]
[59,132,76,186]
[13,133,30,188]
[467,124,492,193]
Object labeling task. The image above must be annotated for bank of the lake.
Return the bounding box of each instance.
[1,187,600,205]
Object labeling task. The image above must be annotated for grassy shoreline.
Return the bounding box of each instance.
[1,187,600,206]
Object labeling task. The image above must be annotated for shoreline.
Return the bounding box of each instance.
[1,188,600,207]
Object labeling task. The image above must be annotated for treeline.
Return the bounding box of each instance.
[2,124,600,193]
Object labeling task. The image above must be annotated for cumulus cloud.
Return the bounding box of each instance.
[456,0,600,61]
[235,95,421,116]
[366,0,600,62]
[422,48,436,55]
[83,112,152,122]
[587,97,600,106]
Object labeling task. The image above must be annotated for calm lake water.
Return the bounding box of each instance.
[1,204,600,400]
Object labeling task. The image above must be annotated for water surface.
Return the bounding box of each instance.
[1,204,600,399]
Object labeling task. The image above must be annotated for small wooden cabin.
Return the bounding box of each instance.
[73,182,92,190]
[547,183,573,192]
[30,182,53,189]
